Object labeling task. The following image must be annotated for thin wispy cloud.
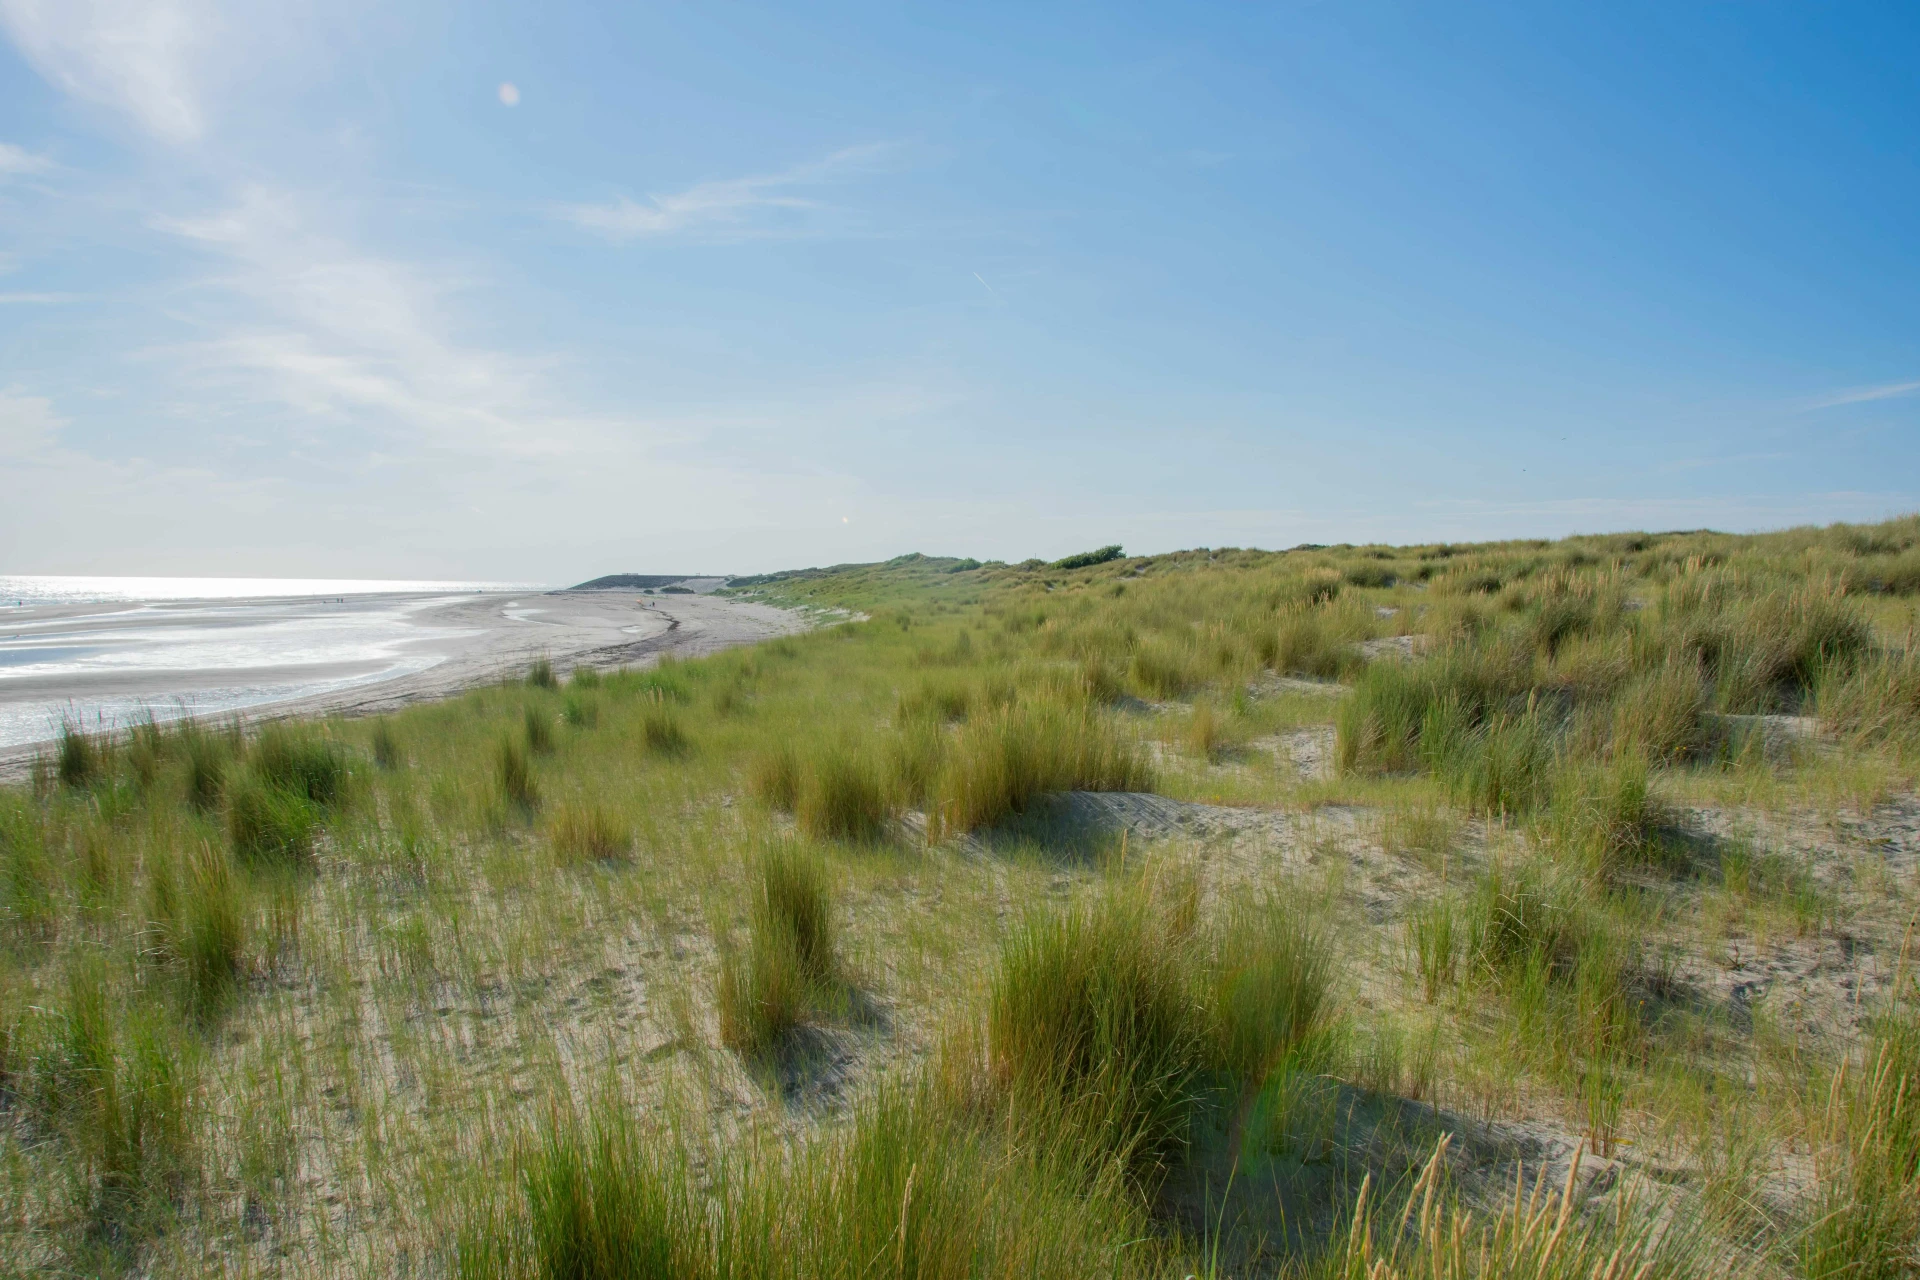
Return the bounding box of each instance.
[0,142,51,174]
[0,292,76,303]
[1802,377,1920,410]
[0,0,216,144]
[155,186,626,461]
[561,143,895,241]
[0,387,65,458]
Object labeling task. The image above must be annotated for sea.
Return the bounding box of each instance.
[0,576,545,752]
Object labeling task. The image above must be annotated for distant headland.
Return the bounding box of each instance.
[567,574,728,593]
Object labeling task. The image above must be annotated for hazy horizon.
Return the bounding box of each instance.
[4,3,1917,579]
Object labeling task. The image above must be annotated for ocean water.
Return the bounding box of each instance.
[0,576,544,751]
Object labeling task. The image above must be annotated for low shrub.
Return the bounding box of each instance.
[1053,544,1123,570]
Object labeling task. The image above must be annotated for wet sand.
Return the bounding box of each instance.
[0,589,805,778]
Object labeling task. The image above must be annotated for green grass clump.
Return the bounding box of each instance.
[547,804,630,865]
[1798,1005,1920,1280]
[370,718,402,769]
[1538,753,1667,877]
[181,722,230,811]
[523,705,555,755]
[717,842,842,1058]
[986,874,1335,1190]
[930,702,1150,840]
[1818,647,1920,748]
[511,1105,691,1280]
[147,840,249,1007]
[250,724,349,805]
[793,746,894,842]
[638,703,687,755]
[465,1084,1156,1280]
[1407,898,1460,1002]
[496,736,539,810]
[526,656,557,690]
[1128,638,1200,698]
[747,743,800,811]
[1272,606,1358,678]
[1314,1137,1718,1280]
[1462,859,1589,979]
[561,693,599,728]
[13,956,203,1233]
[986,878,1206,1185]
[1426,703,1557,817]
[227,778,316,867]
[55,720,105,788]
[1607,658,1708,760]
[1665,581,1871,713]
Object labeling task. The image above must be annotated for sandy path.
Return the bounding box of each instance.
[0,590,805,778]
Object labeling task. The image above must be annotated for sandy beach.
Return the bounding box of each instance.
[0,587,804,777]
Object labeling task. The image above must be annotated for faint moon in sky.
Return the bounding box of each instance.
[498,82,521,106]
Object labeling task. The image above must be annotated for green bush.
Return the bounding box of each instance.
[1053,545,1123,570]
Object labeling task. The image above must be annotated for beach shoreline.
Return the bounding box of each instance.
[0,588,805,779]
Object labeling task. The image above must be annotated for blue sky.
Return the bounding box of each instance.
[1,1,1916,579]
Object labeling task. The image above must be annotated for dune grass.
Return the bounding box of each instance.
[4,517,1920,1275]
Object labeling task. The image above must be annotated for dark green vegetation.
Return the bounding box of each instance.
[4,517,1920,1277]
